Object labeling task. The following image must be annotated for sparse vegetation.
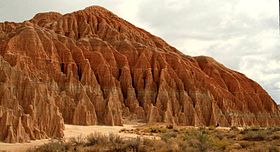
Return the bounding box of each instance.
[28,125,280,152]
[242,129,267,141]
[27,140,66,152]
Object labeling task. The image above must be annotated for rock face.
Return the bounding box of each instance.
[0,6,279,142]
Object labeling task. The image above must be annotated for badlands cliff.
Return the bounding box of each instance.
[0,6,279,142]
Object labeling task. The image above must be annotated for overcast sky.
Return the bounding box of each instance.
[0,0,279,103]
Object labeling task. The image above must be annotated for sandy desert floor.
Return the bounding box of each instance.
[1,125,279,152]
[0,124,139,152]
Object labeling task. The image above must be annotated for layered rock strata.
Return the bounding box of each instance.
[0,6,279,142]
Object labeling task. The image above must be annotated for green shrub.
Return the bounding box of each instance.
[184,128,209,152]
[242,126,262,133]
[242,130,267,141]
[197,132,209,152]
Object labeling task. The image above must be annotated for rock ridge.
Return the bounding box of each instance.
[0,6,279,142]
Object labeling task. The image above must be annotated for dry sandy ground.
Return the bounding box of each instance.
[0,124,140,152]
[0,125,234,152]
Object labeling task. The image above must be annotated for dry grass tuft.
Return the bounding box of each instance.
[28,125,280,152]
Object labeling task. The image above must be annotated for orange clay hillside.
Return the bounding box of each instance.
[0,6,279,143]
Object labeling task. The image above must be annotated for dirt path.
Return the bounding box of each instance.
[0,124,138,152]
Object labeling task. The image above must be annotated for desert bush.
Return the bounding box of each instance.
[86,133,143,152]
[87,135,142,152]
[226,143,242,151]
[166,124,174,129]
[230,126,239,131]
[266,127,280,137]
[269,145,280,152]
[208,125,216,130]
[214,129,237,140]
[269,127,280,133]
[109,144,127,152]
[239,141,255,149]
[149,126,167,133]
[268,145,280,152]
[27,125,280,152]
[160,132,177,142]
[249,146,270,152]
[108,133,124,144]
[86,132,108,146]
[124,137,141,151]
[184,128,210,152]
[270,134,280,140]
[27,140,66,152]
[119,128,128,132]
[242,130,267,141]
[215,132,225,140]
[241,126,263,133]
[197,131,209,152]
[69,135,85,145]
[165,141,180,152]
[209,136,230,150]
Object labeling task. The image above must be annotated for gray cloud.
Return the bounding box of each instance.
[135,0,280,103]
[0,0,125,22]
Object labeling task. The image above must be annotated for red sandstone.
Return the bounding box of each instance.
[0,6,279,143]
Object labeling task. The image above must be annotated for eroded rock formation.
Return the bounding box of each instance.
[0,6,279,142]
